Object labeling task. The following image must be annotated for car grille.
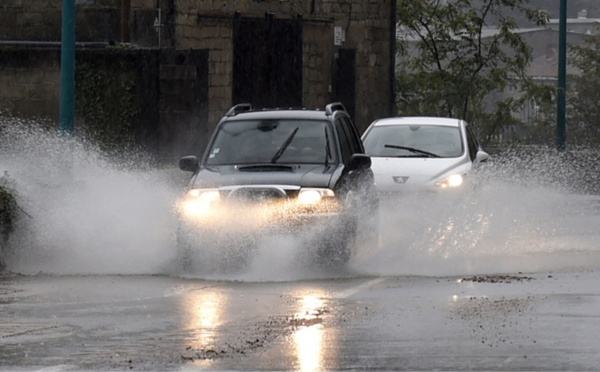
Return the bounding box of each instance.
[223,186,298,204]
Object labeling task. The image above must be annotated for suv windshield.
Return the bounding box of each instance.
[363,125,464,158]
[205,119,333,165]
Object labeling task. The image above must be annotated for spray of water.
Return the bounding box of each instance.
[1,116,180,275]
[350,149,600,277]
[2,116,600,280]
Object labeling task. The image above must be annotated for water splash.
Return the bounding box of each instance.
[1,116,180,275]
[350,150,600,277]
[2,116,600,279]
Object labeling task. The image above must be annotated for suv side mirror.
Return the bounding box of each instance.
[179,156,199,172]
[348,154,371,171]
[475,150,489,163]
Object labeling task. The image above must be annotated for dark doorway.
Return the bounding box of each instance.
[233,13,303,108]
[159,50,209,161]
[333,49,356,120]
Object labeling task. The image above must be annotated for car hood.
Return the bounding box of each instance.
[370,156,472,192]
[190,164,338,189]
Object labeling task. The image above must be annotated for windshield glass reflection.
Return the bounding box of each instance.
[364,124,464,158]
[205,119,331,165]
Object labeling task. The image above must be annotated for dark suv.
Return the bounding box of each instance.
[176,102,378,272]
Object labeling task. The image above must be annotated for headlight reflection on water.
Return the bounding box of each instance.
[426,212,493,259]
[182,290,226,350]
[291,291,334,372]
[179,288,337,370]
[294,322,323,372]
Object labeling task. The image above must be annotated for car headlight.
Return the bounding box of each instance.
[435,174,465,189]
[180,188,220,218]
[187,188,220,201]
[298,188,335,205]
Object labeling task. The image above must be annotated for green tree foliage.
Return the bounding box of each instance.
[396,0,550,146]
[0,173,21,244]
[75,52,140,156]
[518,87,557,146]
[569,32,600,146]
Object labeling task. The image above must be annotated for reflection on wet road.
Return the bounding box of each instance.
[291,290,330,372]
[2,271,600,371]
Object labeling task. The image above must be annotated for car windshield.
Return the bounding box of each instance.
[205,119,333,165]
[363,124,464,158]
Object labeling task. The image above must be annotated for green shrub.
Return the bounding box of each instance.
[0,173,21,242]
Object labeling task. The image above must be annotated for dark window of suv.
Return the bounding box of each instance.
[335,116,363,164]
[205,119,335,165]
[341,116,363,154]
[335,118,353,164]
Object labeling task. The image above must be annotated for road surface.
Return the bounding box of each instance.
[1,268,600,371]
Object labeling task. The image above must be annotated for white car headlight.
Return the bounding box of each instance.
[298,188,335,205]
[180,188,220,217]
[435,174,465,189]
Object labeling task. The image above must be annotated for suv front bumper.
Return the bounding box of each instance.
[177,197,347,235]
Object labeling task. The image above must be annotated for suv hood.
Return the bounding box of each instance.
[191,164,337,189]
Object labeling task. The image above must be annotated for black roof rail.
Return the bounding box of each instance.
[325,102,347,116]
[225,103,252,116]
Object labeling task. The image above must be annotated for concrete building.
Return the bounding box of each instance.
[0,0,396,160]
[503,10,599,125]
[547,9,600,36]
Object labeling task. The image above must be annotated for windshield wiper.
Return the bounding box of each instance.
[271,127,299,163]
[384,144,440,158]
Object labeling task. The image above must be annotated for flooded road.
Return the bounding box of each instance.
[3,118,600,370]
[2,270,600,371]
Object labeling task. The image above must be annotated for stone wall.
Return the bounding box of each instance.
[174,0,395,132]
[0,46,209,163]
[0,48,61,119]
[302,21,334,111]
[0,0,120,42]
[176,15,233,130]
[0,0,395,137]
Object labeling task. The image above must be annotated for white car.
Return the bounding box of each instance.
[361,117,489,193]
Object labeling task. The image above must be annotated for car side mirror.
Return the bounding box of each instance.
[179,156,199,172]
[348,153,371,171]
[476,150,489,163]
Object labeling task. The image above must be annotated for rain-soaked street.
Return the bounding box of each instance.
[2,267,600,370]
[3,120,600,370]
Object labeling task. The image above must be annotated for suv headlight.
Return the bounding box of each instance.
[298,188,335,205]
[435,174,465,189]
[180,188,220,217]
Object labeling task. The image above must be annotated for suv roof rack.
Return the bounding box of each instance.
[325,102,347,116]
[226,103,252,117]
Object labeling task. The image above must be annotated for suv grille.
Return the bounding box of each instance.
[225,187,291,203]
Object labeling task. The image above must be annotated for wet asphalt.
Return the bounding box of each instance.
[1,270,600,371]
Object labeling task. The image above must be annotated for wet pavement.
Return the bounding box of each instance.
[3,125,600,370]
[1,270,600,371]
